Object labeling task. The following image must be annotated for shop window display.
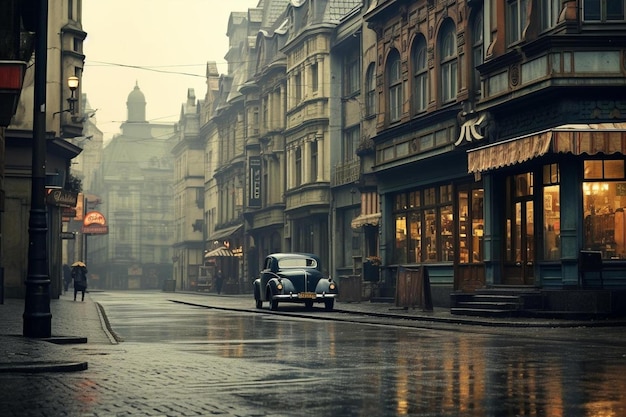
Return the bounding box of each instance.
[583,159,626,259]
[393,185,454,263]
[543,164,560,260]
[458,188,484,263]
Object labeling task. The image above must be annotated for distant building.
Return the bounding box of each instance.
[89,83,175,289]
[171,88,205,291]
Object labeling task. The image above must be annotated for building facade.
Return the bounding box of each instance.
[3,0,85,299]
[241,0,289,281]
[174,0,626,314]
[88,84,175,290]
[364,0,626,310]
[172,89,205,290]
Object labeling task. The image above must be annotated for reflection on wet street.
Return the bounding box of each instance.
[95,292,626,417]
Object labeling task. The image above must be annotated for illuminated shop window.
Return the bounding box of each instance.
[583,159,626,259]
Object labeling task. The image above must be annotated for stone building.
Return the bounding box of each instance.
[236,0,363,283]
[171,88,205,291]
[365,0,626,313]
[185,0,626,314]
[3,0,85,299]
[88,84,175,290]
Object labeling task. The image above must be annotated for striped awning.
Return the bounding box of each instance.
[208,224,242,242]
[351,191,381,229]
[351,212,381,229]
[467,123,626,173]
[204,247,234,258]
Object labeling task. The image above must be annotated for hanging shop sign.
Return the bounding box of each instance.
[248,156,261,208]
[46,188,78,207]
[82,210,109,235]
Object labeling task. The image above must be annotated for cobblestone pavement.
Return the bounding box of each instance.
[1,290,625,416]
[0,292,318,416]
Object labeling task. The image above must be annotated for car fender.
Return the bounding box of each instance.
[266,277,283,297]
[253,279,262,300]
[278,277,296,293]
[315,279,337,294]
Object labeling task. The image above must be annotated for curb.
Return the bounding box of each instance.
[0,361,88,373]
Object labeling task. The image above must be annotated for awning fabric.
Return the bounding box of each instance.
[467,123,626,173]
[208,224,242,242]
[468,131,553,173]
[351,212,381,229]
[204,247,234,258]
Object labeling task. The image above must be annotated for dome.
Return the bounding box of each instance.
[126,82,146,122]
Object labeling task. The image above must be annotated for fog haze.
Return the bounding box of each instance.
[82,0,258,142]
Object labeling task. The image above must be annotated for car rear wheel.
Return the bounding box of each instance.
[324,299,334,311]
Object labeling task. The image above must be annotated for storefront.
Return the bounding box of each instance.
[467,123,626,289]
[378,147,481,305]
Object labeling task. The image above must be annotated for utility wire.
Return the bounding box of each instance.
[85,60,206,78]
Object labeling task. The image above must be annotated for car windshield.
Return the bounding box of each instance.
[278,257,317,269]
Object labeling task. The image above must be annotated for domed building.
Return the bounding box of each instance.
[88,83,176,290]
[126,82,146,123]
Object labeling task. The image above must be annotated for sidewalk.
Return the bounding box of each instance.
[188,292,626,329]
[0,291,116,373]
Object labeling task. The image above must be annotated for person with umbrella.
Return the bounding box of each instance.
[71,261,88,301]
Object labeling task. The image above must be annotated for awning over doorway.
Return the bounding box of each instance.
[208,224,242,242]
[467,123,626,173]
[351,212,381,229]
[204,246,235,258]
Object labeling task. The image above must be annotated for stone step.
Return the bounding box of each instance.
[450,307,520,317]
[456,301,520,310]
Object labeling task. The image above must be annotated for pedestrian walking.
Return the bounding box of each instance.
[63,263,72,292]
[215,269,224,295]
[71,261,88,301]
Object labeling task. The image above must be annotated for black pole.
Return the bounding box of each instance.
[23,0,51,338]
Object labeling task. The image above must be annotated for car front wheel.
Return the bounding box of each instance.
[324,299,334,311]
[255,299,263,309]
[270,298,279,311]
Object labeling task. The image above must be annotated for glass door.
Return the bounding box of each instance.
[504,173,535,285]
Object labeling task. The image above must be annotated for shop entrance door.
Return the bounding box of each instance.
[503,173,535,285]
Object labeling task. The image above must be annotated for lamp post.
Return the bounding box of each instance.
[23,0,51,338]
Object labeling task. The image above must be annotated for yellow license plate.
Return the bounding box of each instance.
[299,292,316,299]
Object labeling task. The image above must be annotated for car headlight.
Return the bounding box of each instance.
[276,283,283,291]
[329,282,336,290]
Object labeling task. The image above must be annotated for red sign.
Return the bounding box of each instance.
[83,211,106,227]
[82,224,109,235]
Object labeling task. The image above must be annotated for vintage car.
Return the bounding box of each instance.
[253,253,338,311]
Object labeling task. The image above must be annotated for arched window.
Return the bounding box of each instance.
[386,50,402,122]
[472,9,484,95]
[411,35,428,113]
[439,20,457,103]
[365,63,376,117]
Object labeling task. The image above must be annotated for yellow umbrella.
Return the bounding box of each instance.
[71,261,86,267]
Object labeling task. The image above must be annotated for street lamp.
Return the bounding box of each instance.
[23,0,51,338]
[66,75,79,115]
